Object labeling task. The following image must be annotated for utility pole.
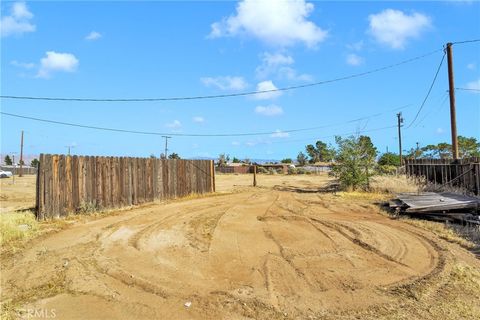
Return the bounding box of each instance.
[19,130,24,177]
[416,142,420,159]
[12,154,15,184]
[446,43,459,159]
[162,136,171,159]
[65,145,75,155]
[397,112,404,165]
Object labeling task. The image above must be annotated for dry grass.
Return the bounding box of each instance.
[369,175,421,194]
[0,211,39,247]
[402,218,476,249]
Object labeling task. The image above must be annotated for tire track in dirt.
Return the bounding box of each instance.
[3,180,472,320]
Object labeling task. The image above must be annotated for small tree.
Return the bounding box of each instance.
[281,158,292,164]
[4,155,12,165]
[218,153,227,167]
[31,158,40,168]
[378,152,400,166]
[458,136,480,157]
[168,153,181,159]
[232,157,240,163]
[333,135,378,190]
[297,152,307,166]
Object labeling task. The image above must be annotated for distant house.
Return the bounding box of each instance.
[216,163,253,174]
[302,162,333,173]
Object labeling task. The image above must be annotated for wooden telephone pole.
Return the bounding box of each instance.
[446,43,459,159]
[397,113,404,165]
[162,136,171,159]
[19,130,24,177]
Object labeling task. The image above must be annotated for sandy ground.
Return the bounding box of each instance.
[0,175,36,213]
[1,174,479,319]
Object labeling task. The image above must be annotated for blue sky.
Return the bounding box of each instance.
[1,0,479,160]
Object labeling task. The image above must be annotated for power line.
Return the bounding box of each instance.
[0,49,443,102]
[414,92,449,128]
[455,87,480,92]
[0,104,410,138]
[451,39,480,45]
[406,51,446,128]
[262,125,398,146]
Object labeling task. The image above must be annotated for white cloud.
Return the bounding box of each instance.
[0,1,36,37]
[347,40,364,51]
[231,141,240,146]
[467,63,476,70]
[256,52,312,81]
[255,104,284,116]
[208,0,327,48]
[346,53,364,66]
[37,51,79,79]
[254,80,282,100]
[11,60,35,69]
[368,9,431,49]
[201,76,248,91]
[270,130,290,138]
[436,128,444,135]
[85,31,102,41]
[465,79,480,93]
[193,116,205,123]
[166,120,182,129]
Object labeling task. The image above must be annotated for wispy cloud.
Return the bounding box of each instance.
[193,116,205,123]
[465,78,480,93]
[346,53,364,66]
[467,63,476,70]
[85,31,102,41]
[165,120,182,129]
[270,130,289,138]
[11,60,35,69]
[201,76,248,91]
[255,104,284,116]
[208,0,327,48]
[256,52,312,81]
[0,1,36,37]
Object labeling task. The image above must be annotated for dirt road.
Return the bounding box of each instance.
[1,175,479,319]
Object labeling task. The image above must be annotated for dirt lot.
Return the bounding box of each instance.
[1,174,479,319]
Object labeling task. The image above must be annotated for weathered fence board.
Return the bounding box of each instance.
[36,154,215,219]
[405,157,480,196]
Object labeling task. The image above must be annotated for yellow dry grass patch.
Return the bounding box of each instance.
[402,218,476,249]
[0,211,39,247]
[369,175,420,194]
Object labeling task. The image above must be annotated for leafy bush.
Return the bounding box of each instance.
[297,168,307,175]
[288,167,298,175]
[376,165,397,175]
[256,166,268,174]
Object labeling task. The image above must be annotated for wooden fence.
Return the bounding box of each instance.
[36,154,215,219]
[405,157,480,196]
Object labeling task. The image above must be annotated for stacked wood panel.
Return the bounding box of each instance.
[405,157,480,196]
[36,154,215,219]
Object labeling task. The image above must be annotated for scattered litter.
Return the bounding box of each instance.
[184,301,192,308]
[63,260,69,267]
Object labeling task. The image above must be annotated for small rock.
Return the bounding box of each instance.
[184,301,192,308]
[63,260,69,267]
